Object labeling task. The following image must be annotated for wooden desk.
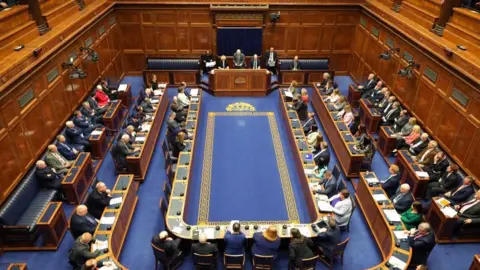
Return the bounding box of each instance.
[37,202,67,249]
[103,100,125,135]
[279,70,335,85]
[88,128,108,160]
[143,70,198,85]
[93,175,138,269]
[470,255,480,270]
[117,84,132,109]
[359,99,382,134]
[347,84,361,108]
[356,172,412,269]
[395,150,430,198]
[311,84,365,178]
[6,263,28,270]
[61,152,94,204]
[126,89,169,181]
[208,69,271,96]
[378,126,397,157]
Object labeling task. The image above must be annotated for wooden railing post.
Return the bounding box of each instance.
[433,0,462,36]
[19,0,49,34]
[392,0,403,12]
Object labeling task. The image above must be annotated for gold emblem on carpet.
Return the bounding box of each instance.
[225,102,256,112]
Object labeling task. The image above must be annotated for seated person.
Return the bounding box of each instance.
[170,96,187,122]
[56,134,79,161]
[100,79,117,100]
[329,96,346,112]
[338,105,354,128]
[375,90,391,108]
[408,133,430,156]
[401,201,423,230]
[324,89,341,103]
[392,184,414,213]
[126,114,143,132]
[177,87,190,108]
[70,205,98,239]
[114,134,140,169]
[423,151,449,182]
[216,55,229,69]
[381,164,402,198]
[392,125,422,154]
[356,73,377,93]
[233,49,245,68]
[132,106,147,122]
[310,134,324,153]
[290,55,301,71]
[380,101,401,126]
[314,218,340,257]
[65,121,90,148]
[144,87,155,99]
[68,233,104,269]
[328,189,353,227]
[292,94,308,122]
[443,176,475,205]
[81,259,113,270]
[390,110,408,132]
[85,182,112,220]
[167,112,180,133]
[80,101,103,125]
[353,134,373,160]
[366,86,387,103]
[141,98,155,113]
[307,125,321,146]
[313,142,330,169]
[300,88,309,103]
[35,160,63,194]
[252,226,281,258]
[94,85,110,108]
[288,228,315,268]
[287,80,299,95]
[312,171,337,198]
[378,96,395,116]
[425,164,460,199]
[152,231,183,262]
[453,190,480,233]
[119,125,136,144]
[392,116,416,137]
[303,112,316,134]
[171,132,186,159]
[192,233,218,255]
[406,223,435,266]
[323,81,336,96]
[45,144,72,175]
[318,73,331,90]
[250,54,261,69]
[150,74,160,90]
[414,140,438,167]
[73,110,101,137]
[361,80,383,98]
[224,222,246,255]
[354,124,367,142]
[88,92,108,115]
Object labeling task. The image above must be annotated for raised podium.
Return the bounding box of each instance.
[209,69,271,96]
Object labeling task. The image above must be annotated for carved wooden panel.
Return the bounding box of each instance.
[0,132,23,199]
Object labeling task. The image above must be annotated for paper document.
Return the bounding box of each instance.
[153,90,163,96]
[435,197,450,207]
[95,240,108,250]
[172,226,184,234]
[109,197,123,206]
[202,228,215,239]
[304,169,314,175]
[365,175,379,184]
[99,264,117,270]
[158,83,167,88]
[284,91,293,98]
[393,230,408,240]
[118,84,128,91]
[151,99,160,104]
[191,97,199,102]
[298,227,311,237]
[383,209,401,222]
[142,124,151,132]
[317,201,333,212]
[190,89,199,96]
[100,216,116,225]
[373,194,388,202]
[206,61,216,67]
[441,206,457,218]
[91,130,103,136]
[316,194,329,201]
[309,183,318,189]
[135,136,146,142]
[415,171,429,178]
[388,256,407,269]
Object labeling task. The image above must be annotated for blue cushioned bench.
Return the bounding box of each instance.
[278,58,334,85]
[143,58,200,86]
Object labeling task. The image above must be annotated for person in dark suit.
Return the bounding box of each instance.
[249,54,261,69]
[425,164,460,199]
[291,94,308,121]
[288,228,315,268]
[406,222,436,266]
[126,114,142,132]
[171,132,186,159]
[391,110,409,132]
[356,73,377,93]
[302,112,316,134]
[361,80,383,98]
[290,55,301,71]
[87,92,108,115]
[152,231,183,261]
[141,98,155,113]
[314,218,340,257]
[167,112,180,133]
[453,190,480,233]
[73,111,99,137]
[233,49,245,68]
[318,73,331,89]
[423,151,449,181]
[252,226,281,257]
[68,233,104,269]
[264,47,278,74]
[200,50,214,74]
[392,184,414,213]
[216,55,229,69]
[224,222,246,255]
[100,80,117,100]
[114,134,139,169]
[313,142,330,169]
[443,176,475,205]
[381,164,402,198]
[313,171,337,198]
[65,121,90,148]
[118,125,136,145]
[407,133,429,155]
[132,106,146,123]
[81,258,113,270]
[381,102,401,126]
[85,182,111,220]
[367,86,386,103]
[80,102,103,125]
[70,205,98,240]
[192,234,218,256]
[35,160,63,192]
[375,90,390,108]
[414,141,438,167]
[56,134,79,161]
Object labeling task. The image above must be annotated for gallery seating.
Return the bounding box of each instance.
[278,58,334,84]
[144,58,201,85]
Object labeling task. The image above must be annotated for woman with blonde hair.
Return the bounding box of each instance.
[288,80,299,95]
[300,88,309,103]
[324,88,341,103]
[393,125,421,153]
[341,105,354,128]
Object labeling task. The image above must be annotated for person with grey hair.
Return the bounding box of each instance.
[192,233,218,255]
[85,181,111,219]
[406,222,435,266]
[68,232,106,268]
[35,160,63,193]
[113,134,139,169]
[152,231,183,261]
[250,54,261,69]
[233,49,245,68]
[392,184,414,214]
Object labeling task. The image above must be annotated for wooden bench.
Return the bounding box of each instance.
[399,0,443,30]
[0,5,38,58]
[443,7,480,58]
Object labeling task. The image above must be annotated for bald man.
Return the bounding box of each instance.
[392,184,414,214]
[152,231,183,261]
[70,205,98,239]
[233,49,245,68]
[45,144,72,174]
[85,182,112,219]
[68,233,105,268]
[35,160,63,192]
[406,222,435,265]
[65,121,90,148]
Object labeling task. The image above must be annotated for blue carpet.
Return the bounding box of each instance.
[1,76,478,270]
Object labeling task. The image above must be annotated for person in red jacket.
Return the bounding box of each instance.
[94,85,110,108]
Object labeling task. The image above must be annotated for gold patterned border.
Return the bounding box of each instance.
[197,112,300,225]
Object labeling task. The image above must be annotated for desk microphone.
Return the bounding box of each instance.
[121,178,126,190]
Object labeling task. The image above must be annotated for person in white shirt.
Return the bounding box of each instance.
[328,189,353,227]
[307,125,320,146]
[324,89,341,103]
[177,87,190,108]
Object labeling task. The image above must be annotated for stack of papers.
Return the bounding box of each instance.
[388,256,407,269]
[415,171,429,178]
[91,130,103,136]
[94,240,108,251]
[316,194,329,201]
[100,216,116,225]
[118,84,128,92]
[202,228,215,239]
[318,201,333,212]
[135,136,146,142]
[151,99,160,104]
[158,83,167,88]
[190,89,199,96]
[142,124,151,132]
[109,197,122,206]
[206,61,216,67]
[435,197,450,207]
[298,227,311,237]
[153,90,163,96]
[304,169,314,175]
[284,91,293,98]
[191,97,199,102]
[364,174,379,184]
[441,206,457,218]
[373,194,388,202]
[172,226,185,234]
[383,209,401,222]
[99,264,117,270]
[393,230,408,240]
